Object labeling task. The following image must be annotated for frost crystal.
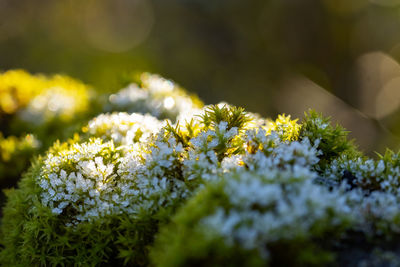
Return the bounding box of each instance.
[84,112,164,146]
[107,73,202,121]
[202,172,350,256]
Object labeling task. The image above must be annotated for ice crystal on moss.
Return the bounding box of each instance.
[3,72,400,266]
[107,73,203,121]
[39,139,124,223]
[201,171,351,256]
[82,112,164,146]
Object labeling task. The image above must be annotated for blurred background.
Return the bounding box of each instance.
[1,0,400,154]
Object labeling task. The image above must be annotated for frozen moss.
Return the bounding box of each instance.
[299,110,360,172]
[0,104,254,265]
[0,137,162,265]
[150,110,400,267]
[2,73,400,266]
[106,73,203,121]
[81,112,165,147]
[150,169,352,267]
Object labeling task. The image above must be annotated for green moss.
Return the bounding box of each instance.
[299,110,361,172]
[0,139,160,266]
[270,114,301,142]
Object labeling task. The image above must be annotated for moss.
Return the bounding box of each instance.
[80,112,164,148]
[269,114,301,142]
[2,71,400,266]
[106,72,203,122]
[0,102,256,265]
[0,70,96,190]
[0,139,159,266]
[0,173,160,266]
[150,171,351,267]
[299,110,361,172]
[0,70,94,138]
[8,73,95,147]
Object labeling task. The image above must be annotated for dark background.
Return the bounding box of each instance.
[1,0,400,154]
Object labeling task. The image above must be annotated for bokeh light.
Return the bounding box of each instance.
[84,0,154,53]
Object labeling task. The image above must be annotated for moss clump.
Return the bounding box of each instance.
[105,72,203,122]
[0,70,93,139]
[150,170,351,267]
[0,70,95,190]
[299,110,360,172]
[8,72,94,146]
[149,109,400,267]
[0,158,159,266]
[80,112,164,147]
[0,138,155,266]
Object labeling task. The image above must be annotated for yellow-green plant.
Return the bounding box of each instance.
[0,70,95,189]
[0,133,40,189]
